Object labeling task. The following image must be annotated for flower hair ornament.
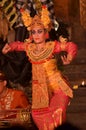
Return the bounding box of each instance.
[20,5,51,32]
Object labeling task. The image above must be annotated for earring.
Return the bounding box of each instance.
[29,35,32,40]
[45,33,49,39]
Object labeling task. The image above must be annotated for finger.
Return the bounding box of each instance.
[63,55,67,60]
[61,56,64,60]
[61,56,66,61]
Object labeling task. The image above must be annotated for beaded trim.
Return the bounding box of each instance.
[25,41,55,64]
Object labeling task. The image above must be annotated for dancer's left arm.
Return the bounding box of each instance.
[54,41,78,65]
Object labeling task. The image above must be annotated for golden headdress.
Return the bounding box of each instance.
[20,6,51,31]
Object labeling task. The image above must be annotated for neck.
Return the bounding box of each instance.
[35,42,46,50]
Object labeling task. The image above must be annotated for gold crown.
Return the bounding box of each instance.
[20,6,51,31]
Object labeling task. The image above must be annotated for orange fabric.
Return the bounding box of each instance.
[0,88,29,110]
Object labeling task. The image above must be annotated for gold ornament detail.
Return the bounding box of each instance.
[41,6,51,29]
[20,9,32,29]
[21,6,51,31]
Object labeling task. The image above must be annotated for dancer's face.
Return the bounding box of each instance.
[31,26,46,44]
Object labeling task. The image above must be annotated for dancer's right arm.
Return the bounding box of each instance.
[2,41,24,54]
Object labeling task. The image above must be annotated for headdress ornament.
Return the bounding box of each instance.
[20,5,51,31]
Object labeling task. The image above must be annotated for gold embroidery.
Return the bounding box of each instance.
[0,90,14,110]
[25,42,55,63]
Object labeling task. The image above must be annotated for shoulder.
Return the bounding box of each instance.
[45,41,56,52]
[46,41,56,47]
[24,42,35,51]
[53,40,61,53]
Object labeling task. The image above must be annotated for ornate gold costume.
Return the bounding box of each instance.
[25,41,73,109]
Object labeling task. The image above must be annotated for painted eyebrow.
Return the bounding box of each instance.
[31,29,44,33]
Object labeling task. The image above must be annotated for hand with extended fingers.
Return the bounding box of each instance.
[2,43,11,54]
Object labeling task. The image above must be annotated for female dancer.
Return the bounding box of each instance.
[2,6,77,130]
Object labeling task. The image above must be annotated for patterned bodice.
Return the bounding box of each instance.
[25,41,55,64]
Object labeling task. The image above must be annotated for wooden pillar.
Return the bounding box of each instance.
[53,0,70,23]
[80,0,86,29]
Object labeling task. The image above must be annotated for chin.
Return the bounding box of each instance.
[35,41,42,44]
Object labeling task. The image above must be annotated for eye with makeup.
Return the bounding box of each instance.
[31,29,44,35]
[31,30,35,35]
[38,29,44,34]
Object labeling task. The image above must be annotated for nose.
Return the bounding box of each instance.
[35,31,39,36]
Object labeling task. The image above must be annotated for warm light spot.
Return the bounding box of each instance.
[73,85,78,89]
[82,81,85,86]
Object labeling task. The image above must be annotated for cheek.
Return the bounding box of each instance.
[32,34,38,39]
[40,33,46,39]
